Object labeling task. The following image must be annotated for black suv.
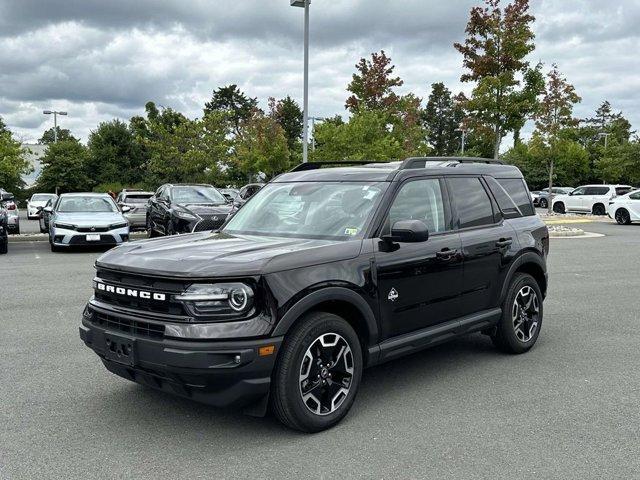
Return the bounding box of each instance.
[80,158,548,432]
[146,183,233,236]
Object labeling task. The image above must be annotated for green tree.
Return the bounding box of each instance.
[345,50,403,113]
[39,127,77,145]
[455,0,544,158]
[87,119,146,188]
[596,141,640,184]
[269,96,303,152]
[0,125,32,193]
[204,85,259,135]
[423,83,465,155]
[37,139,90,193]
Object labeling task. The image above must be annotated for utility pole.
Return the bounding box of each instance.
[310,116,324,151]
[43,110,68,142]
[456,124,468,155]
[291,0,310,162]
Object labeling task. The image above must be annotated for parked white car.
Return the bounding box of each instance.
[552,184,633,215]
[607,189,640,224]
[27,193,57,219]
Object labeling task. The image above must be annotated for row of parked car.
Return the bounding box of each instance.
[21,182,264,253]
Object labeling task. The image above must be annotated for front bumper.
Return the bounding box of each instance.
[80,308,282,409]
[51,226,129,246]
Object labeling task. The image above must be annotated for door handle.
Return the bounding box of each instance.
[436,248,458,260]
[496,237,513,248]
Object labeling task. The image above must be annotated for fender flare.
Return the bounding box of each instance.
[499,251,547,303]
[272,287,379,344]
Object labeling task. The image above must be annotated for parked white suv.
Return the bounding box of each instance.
[607,189,640,224]
[552,184,633,215]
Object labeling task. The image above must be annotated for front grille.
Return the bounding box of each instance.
[69,234,116,245]
[91,310,165,339]
[193,215,226,232]
[76,226,111,233]
[95,269,189,318]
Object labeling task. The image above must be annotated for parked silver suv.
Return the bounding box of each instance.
[115,190,154,230]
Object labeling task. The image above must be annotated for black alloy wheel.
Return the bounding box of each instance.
[592,204,606,216]
[539,198,548,209]
[553,202,565,214]
[615,208,631,225]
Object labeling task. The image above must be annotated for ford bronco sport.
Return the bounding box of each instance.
[80,157,549,432]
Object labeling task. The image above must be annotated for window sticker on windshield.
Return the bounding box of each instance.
[344,227,358,236]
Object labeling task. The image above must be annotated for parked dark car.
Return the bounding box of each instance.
[81,157,548,432]
[38,196,58,233]
[146,184,233,237]
[219,188,239,203]
[0,191,11,254]
[234,183,264,207]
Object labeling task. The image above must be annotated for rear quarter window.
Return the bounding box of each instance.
[496,178,535,216]
[616,187,632,196]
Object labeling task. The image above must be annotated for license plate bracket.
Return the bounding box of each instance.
[104,333,136,366]
[86,234,100,242]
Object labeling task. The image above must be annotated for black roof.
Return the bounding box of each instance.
[274,157,523,183]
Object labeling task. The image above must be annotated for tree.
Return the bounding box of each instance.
[37,139,90,193]
[0,126,32,193]
[596,141,640,184]
[204,85,259,134]
[423,83,465,155]
[345,50,403,113]
[455,0,543,158]
[39,127,77,145]
[234,112,290,181]
[535,64,581,211]
[269,96,303,152]
[87,120,146,188]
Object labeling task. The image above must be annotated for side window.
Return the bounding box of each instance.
[496,178,535,216]
[383,178,448,236]
[629,192,640,200]
[485,176,521,218]
[586,187,609,195]
[571,187,585,196]
[448,177,495,228]
[616,187,632,196]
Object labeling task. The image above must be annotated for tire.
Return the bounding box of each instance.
[539,198,548,209]
[50,242,62,253]
[271,311,363,432]
[14,225,20,235]
[492,273,543,354]
[615,208,632,225]
[147,217,159,238]
[552,202,565,214]
[592,203,606,216]
[40,227,47,234]
[0,240,7,254]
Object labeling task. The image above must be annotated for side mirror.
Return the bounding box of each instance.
[121,205,131,213]
[384,220,429,243]
[44,206,53,213]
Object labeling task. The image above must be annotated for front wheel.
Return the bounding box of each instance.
[539,198,548,209]
[492,273,543,354]
[271,312,363,432]
[615,208,631,225]
[552,202,565,214]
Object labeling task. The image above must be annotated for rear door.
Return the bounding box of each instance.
[374,177,463,339]
[448,176,519,317]
[628,191,640,219]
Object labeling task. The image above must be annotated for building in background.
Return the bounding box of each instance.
[20,143,47,188]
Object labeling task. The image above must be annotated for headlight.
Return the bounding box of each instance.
[173,282,255,318]
[175,210,198,221]
[53,222,75,230]
[109,222,128,229]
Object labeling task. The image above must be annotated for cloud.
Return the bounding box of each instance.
[0,0,639,143]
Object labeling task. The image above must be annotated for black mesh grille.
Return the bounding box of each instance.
[193,215,226,232]
[69,234,117,245]
[91,310,165,338]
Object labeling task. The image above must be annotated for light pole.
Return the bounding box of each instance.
[310,116,324,151]
[291,0,310,162]
[456,124,468,155]
[43,110,68,143]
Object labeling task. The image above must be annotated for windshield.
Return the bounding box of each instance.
[171,186,226,205]
[224,182,388,240]
[124,194,152,203]
[57,196,118,213]
[31,194,56,202]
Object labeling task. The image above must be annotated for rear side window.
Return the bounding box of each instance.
[616,187,632,196]
[448,177,495,228]
[484,176,521,218]
[629,191,640,200]
[496,178,535,216]
[585,187,610,195]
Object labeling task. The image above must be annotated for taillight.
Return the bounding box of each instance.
[7,203,16,210]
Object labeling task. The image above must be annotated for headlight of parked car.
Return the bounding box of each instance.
[173,282,255,319]
[109,222,128,229]
[53,222,75,230]
[175,211,199,221]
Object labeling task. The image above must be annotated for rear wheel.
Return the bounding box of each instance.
[615,208,631,225]
[271,312,363,432]
[539,198,548,209]
[552,202,565,214]
[592,203,606,216]
[492,273,543,354]
[147,216,158,238]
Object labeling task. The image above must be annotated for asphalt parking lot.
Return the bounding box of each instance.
[2,219,640,479]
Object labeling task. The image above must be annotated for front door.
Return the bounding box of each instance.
[374,178,463,340]
[565,187,586,211]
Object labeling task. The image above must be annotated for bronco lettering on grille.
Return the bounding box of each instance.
[96,281,166,301]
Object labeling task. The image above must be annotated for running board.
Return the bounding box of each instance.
[367,308,502,366]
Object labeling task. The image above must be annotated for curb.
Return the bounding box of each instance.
[8,232,148,243]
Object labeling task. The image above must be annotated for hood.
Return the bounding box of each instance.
[96,232,363,278]
[178,203,233,216]
[28,200,50,207]
[55,211,127,227]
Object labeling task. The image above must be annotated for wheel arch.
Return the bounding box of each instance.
[592,202,606,214]
[500,252,547,303]
[272,287,379,360]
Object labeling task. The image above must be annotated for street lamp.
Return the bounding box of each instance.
[455,124,468,155]
[291,0,310,162]
[43,110,68,143]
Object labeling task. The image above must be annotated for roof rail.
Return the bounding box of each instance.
[290,161,383,172]
[401,157,504,169]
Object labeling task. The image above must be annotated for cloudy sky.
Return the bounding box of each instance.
[1,0,639,144]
